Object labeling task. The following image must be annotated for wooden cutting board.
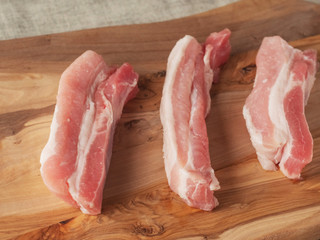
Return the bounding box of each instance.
[1,0,320,239]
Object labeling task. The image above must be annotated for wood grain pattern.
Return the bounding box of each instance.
[0,0,320,239]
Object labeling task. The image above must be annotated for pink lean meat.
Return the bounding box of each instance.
[160,29,231,211]
[40,50,139,215]
[243,36,317,179]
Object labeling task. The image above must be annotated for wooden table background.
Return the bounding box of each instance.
[1,0,320,239]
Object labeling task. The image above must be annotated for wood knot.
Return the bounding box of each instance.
[137,78,157,99]
[239,64,256,85]
[124,119,144,130]
[59,218,73,225]
[241,64,256,74]
[156,70,166,78]
[132,222,165,237]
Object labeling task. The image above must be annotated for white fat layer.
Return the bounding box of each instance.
[177,167,219,210]
[209,169,220,190]
[256,152,278,171]
[160,36,194,184]
[178,169,207,204]
[186,74,198,171]
[243,105,278,171]
[203,44,214,116]
[77,200,95,215]
[303,53,317,104]
[268,64,290,149]
[186,85,220,191]
[79,206,91,215]
[177,169,189,201]
[40,105,59,165]
[39,104,60,191]
[279,138,296,178]
[304,75,316,104]
[67,96,95,201]
[242,106,263,149]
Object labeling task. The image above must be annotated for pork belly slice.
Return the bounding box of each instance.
[243,36,317,179]
[40,50,139,215]
[160,29,231,211]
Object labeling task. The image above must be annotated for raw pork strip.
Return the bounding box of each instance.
[40,50,139,215]
[243,36,317,179]
[160,29,231,211]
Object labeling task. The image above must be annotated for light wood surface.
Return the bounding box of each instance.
[0,0,320,239]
